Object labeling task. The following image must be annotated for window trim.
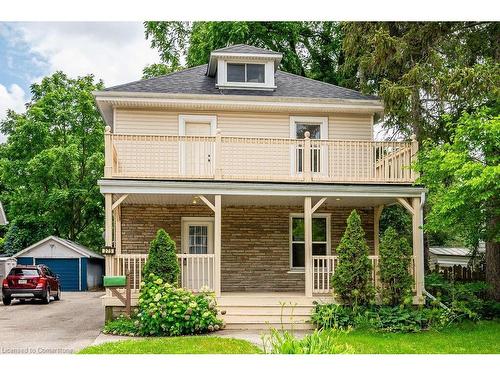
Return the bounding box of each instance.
[289,213,331,272]
[181,217,215,255]
[217,59,276,90]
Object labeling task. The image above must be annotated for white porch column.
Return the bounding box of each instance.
[304,196,313,297]
[374,205,384,255]
[104,193,113,276]
[214,194,222,297]
[412,196,424,304]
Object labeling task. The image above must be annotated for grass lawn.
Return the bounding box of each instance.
[79,336,261,354]
[329,320,500,354]
[79,320,499,354]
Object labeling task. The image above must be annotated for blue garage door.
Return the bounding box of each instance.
[35,258,80,291]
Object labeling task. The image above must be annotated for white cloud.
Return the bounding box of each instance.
[7,22,160,87]
[0,83,27,142]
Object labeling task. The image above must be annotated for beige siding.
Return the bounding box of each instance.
[114,108,374,140]
[329,113,373,140]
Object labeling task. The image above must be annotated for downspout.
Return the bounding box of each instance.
[419,191,450,311]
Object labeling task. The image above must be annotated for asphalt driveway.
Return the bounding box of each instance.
[0,292,104,354]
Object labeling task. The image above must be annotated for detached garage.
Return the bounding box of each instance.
[14,236,104,291]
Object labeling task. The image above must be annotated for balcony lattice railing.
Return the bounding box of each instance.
[104,130,418,184]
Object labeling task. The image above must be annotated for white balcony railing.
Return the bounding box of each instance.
[105,130,418,184]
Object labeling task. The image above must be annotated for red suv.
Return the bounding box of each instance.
[2,265,61,305]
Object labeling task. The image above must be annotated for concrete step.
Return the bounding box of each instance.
[220,306,314,316]
[223,322,314,330]
[223,314,310,324]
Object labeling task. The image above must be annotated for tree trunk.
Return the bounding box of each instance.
[485,240,500,301]
[484,216,500,302]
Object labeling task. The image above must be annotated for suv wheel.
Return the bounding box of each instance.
[42,287,51,304]
[54,287,61,301]
[2,296,11,305]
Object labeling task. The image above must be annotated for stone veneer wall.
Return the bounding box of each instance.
[120,204,374,292]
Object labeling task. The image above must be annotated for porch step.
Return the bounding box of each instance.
[223,322,314,330]
[220,306,314,316]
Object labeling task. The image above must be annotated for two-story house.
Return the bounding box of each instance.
[94,44,425,329]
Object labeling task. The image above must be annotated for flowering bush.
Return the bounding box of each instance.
[136,274,224,336]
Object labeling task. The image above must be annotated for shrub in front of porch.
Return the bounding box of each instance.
[378,227,414,306]
[142,229,180,285]
[331,209,374,306]
[136,274,224,336]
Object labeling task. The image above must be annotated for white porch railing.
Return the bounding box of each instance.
[177,254,215,292]
[312,255,415,294]
[111,254,148,291]
[108,253,215,293]
[106,131,417,184]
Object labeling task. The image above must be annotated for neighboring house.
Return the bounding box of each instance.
[14,236,104,291]
[94,44,425,328]
[0,201,7,226]
[429,242,485,270]
[0,254,16,285]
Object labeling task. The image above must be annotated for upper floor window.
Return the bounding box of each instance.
[227,63,265,84]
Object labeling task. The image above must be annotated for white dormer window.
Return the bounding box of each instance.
[207,45,282,91]
[227,63,265,83]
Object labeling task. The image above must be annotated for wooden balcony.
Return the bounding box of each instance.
[104,128,418,184]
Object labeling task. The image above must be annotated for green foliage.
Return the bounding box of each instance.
[142,229,180,284]
[331,210,373,305]
[144,21,355,87]
[312,303,451,333]
[136,274,223,336]
[379,205,411,242]
[142,63,181,79]
[103,315,139,336]
[425,272,498,321]
[0,72,105,254]
[342,22,499,141]
[262,328,353,354]
[378,227,414,306]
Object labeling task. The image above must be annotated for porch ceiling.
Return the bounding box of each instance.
[115,192,398,208]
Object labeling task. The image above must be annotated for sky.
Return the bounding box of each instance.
[0,22,160,142]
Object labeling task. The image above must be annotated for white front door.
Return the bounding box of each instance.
[182,121,214,176]
[290,117,328,177]
[182,219,214,290]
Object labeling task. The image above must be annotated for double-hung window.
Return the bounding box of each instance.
[227,63,265,83]
[290,213,330,271]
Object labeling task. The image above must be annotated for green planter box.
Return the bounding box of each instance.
[104,275,127,287]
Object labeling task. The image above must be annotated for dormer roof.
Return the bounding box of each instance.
[207,44,282,77]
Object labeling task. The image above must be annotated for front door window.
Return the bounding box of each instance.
[188,225,208,254]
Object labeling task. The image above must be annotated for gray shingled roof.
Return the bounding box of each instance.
[211,44,280,55]
[103,64,377,101]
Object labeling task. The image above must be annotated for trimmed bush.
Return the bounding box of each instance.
[136,274,223,336]
[378,227,414,306]
[143,229,180,285]
[331,209,373,305]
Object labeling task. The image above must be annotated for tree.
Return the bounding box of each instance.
[378,227,414,306]
[342,22,500,142]
[142,63,181,79]
[0,72,105,254]
[417,107,500,299]
[144,21,354,86]
[331,210,373,305]
[142,229,180,285]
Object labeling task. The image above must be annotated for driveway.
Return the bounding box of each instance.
[0,292,104,354]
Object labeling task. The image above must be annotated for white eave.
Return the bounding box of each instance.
[207,52,283,77]
[93,91,384,128]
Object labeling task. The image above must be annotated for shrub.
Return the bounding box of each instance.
[262,328,353,354]
[425,272,496,321]
[331,209,373,305]
[103,315,139,336]
[136,274,223,336]
[312,303,451,332]
[378,227,414,306]
[311,303,356,329]
[142,229,180,284]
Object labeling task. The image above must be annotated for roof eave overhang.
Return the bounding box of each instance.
[93,91,384,127]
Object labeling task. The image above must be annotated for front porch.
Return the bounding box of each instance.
[100,180,425,325]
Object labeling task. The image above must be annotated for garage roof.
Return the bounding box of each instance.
[14,236,104,259]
